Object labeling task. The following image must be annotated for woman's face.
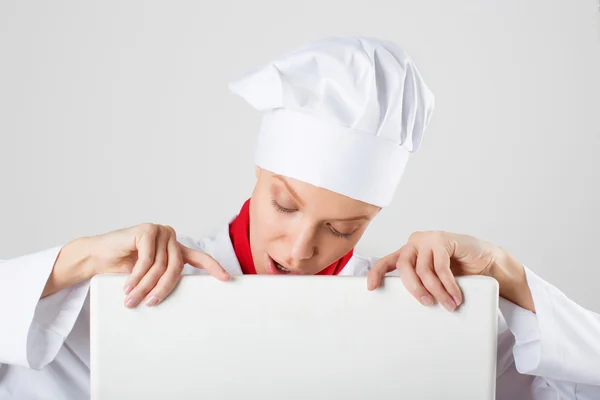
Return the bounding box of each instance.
[249,167,380,275]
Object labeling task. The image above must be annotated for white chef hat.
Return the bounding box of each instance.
[229,36,435,207]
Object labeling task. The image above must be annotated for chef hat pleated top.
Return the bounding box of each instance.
[229,36,435,208]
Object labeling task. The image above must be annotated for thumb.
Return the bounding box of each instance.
[367,251,400,291]
[179,244,231,282]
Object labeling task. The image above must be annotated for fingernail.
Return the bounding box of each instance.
[124,285,132,295]
[146,296,159,307]
[420,296,433,306]
[125,297,138,308]
[444,300,456,312]
[453,296,461,306]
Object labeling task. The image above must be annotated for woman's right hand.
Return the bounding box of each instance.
[90,223,231,308]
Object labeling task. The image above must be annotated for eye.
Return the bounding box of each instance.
[271,199,296,214]
[328,225,353,240]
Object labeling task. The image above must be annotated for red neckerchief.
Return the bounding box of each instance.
[229,199,353,275]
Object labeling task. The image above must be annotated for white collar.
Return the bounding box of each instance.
[212,217,244,276]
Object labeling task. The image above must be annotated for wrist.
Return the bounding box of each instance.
[61,236,97,281]
[490,247,535,312]
[41,236,96,298]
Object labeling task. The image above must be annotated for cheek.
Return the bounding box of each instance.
[321,236,357,260]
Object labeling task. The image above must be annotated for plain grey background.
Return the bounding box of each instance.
[1,1,599,310]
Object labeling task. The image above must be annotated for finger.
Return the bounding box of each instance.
[180,244,231,282]
[415,247,457,312]
[125,226,169,308]
[144,231,185,307]
[395,245,434,306]
[366,251,400,290]
[432,245,462,306]
[123,224,158,295]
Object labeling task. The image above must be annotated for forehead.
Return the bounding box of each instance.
[269,173,379,220]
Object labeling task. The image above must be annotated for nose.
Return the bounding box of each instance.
[288,224,317,265]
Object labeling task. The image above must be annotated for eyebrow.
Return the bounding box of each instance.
[331,215,371,222]
[273,175,306,207]
[273,175,371,222]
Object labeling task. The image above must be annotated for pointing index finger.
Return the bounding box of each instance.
[367,251,400,290]
[179,244,231,282]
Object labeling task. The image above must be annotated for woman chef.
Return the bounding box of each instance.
[1,36,599,400]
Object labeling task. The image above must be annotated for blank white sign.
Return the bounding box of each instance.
[91,274,498,399]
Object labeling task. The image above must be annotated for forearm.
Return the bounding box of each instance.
[498,261,600,385]
[491,247,535,313]
[41,237,96,298]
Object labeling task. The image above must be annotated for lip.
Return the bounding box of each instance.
[266,254,299,275]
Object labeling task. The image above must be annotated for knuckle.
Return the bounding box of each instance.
[405,281,427,297]
[150,283,170,298]
[396,268,410,281]
[137,254,154,268]
[150,290,166,302]
[412,231,445,246]
[169,259,184,273]
[202,255,217,269]
[146,269,162,282]
[139,222,153,231]
[408,231,423,242]
[438,266,454,278]
[415,264,430,276]
[432,231,445,242]
[152,262,168,275]
[433,259,450,272]
[135,279,160,296]
[130,283,151,298]
[141,223,158,236]
[164,272,180,285]
[441,294,454,303]
[419,272,437,287]
[159,274,179,291]
[400,276,418,290]
[170,251,184,267]
[418,231,440,246]
[395,257,412,271]
[394,261,406,272]
[126,273,141,284]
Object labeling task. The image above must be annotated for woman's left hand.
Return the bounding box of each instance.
[367,231,534,312]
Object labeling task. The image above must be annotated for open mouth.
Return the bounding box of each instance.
[274,261,290,273]
[267,255,293,274]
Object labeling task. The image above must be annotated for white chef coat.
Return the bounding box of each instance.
[1,219,600,399]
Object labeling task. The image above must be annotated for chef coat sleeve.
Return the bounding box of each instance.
[0,246,90,370]
[499,266,600,386]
